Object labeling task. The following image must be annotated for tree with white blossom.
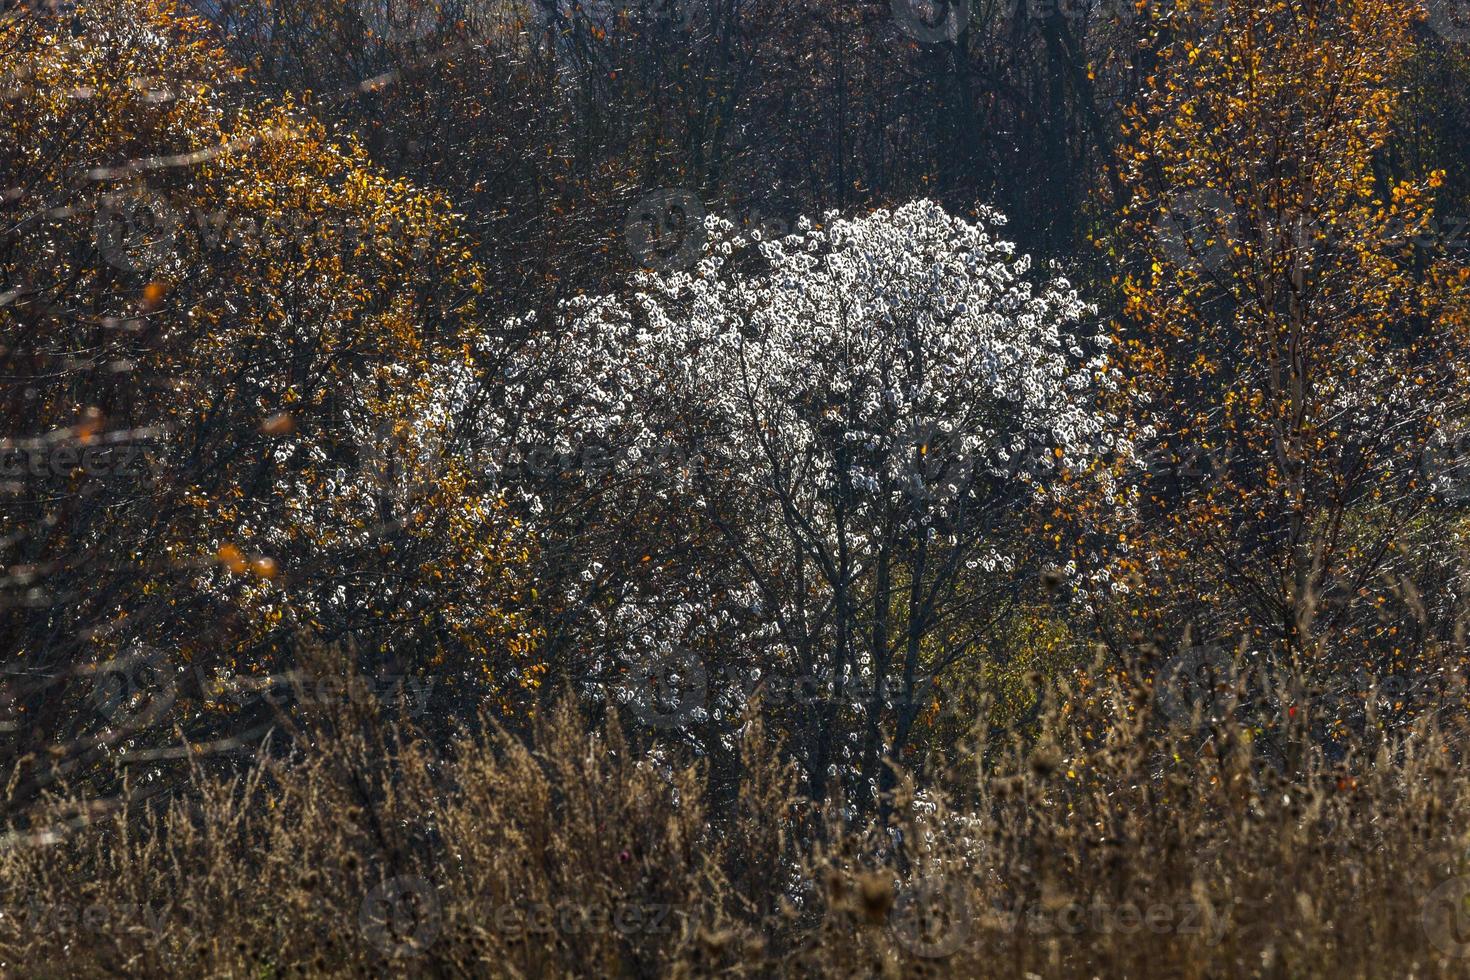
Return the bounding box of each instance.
[486,199,1132,808]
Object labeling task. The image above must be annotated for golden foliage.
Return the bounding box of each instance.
[1107,0,1470,657]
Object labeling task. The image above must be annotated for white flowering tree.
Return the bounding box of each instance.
[486,200,1129,807]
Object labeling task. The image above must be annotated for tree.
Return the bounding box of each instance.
[1108,0,1470,692]
[0,0,535,810]
[486,200,1127,808]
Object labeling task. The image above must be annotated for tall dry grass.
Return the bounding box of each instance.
[1,651,1468,979]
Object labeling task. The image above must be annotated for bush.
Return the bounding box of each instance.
[3,654,1468,978]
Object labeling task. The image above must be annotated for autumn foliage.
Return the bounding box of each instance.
[2,0,1470,976]
[1110,0,1470,663]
